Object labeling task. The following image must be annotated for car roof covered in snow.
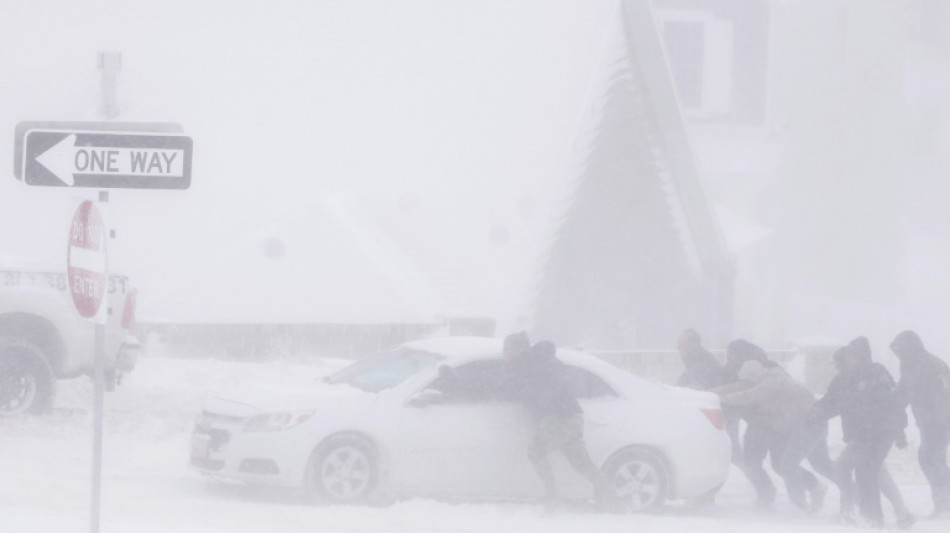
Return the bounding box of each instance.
[401,336,503,358]
[401,336,620,371]
[400,337,669,397]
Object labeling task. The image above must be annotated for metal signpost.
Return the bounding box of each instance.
[67,200,108,533]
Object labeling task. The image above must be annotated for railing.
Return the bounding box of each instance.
[587,348,811,388]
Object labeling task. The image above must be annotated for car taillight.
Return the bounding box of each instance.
[121,291,136,329]
[700,408,725,430]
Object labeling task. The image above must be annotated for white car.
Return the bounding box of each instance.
[190,337,730,511]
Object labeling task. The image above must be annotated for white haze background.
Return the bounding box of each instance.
[2,0,950,532]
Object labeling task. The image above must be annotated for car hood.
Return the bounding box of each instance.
[204,383,376,418]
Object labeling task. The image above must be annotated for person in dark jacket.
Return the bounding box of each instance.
[814,337,908,527]
[507,340,612,507]
[504,331,531,360]
[890,330,950,518]
[676,329,726,390]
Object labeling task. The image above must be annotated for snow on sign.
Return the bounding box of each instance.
[67,201,107,318]
[21,130,192,189]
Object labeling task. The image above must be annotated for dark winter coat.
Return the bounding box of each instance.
[676,346,725,390]
[722,339,772,383]
[716,340,782,427]
[891,330,950,431]
[814,339,907,443]
[507,342,582,421]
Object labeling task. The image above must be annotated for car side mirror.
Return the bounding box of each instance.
[408,388,445,408]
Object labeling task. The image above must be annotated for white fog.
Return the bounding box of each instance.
[2,0,949,532]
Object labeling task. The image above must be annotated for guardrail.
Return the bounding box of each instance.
[587,348,829,390]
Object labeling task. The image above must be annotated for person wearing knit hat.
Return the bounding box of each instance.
[675,329,725,391]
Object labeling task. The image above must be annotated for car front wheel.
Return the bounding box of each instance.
[603,448,669,513]
[306,436,377,504]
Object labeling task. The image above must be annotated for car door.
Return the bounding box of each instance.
[509,364,628,499]
[397,359,531,499]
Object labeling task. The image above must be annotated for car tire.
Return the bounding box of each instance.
[305,436,377,504]
[0,337,55,415]
[603,448,669,513]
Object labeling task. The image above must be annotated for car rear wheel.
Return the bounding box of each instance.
[306,436,377,504]
[0,337,55,416]
[603,448,669,513]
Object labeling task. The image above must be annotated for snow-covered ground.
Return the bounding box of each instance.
[1,348,946,533]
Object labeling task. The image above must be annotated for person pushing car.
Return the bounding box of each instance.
[502,333,615,510]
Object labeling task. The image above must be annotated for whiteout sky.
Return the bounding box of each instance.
[0,0,615,328]
[1,0,949,356]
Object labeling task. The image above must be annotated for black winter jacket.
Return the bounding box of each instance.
[814,361,907,444]
[507,351,582,420]
[677,348,725,390]
[892,332,950,431]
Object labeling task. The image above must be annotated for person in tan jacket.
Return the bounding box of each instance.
[719,360,834,512]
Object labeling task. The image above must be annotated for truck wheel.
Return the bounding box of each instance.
[0,337,55,415]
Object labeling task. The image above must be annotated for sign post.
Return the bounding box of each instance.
[68,199,108,533]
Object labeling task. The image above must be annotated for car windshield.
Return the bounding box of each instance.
[325,347,445,393]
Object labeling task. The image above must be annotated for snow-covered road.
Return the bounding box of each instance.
[1,352,945,533]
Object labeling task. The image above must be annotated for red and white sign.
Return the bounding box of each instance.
[67,201,107,319]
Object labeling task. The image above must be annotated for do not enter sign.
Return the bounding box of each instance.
[67,201,107,318]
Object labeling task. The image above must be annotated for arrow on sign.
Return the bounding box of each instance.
[35,134,186,186]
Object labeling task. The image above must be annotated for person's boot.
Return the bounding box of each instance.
[754,485,776,509]
[540,486,563,512]
[808,482,828,514]
[931,490,950,519]
[895,510,917,529]
[593,480,624,513]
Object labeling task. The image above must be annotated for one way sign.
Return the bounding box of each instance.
[21,129,192,189]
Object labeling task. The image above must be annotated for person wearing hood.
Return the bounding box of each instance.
[713,339,785,507]
[675,329,725,390]
[718,357,831,512]
[506,339,613,508]
[890,330,950,518]
[814,337,908,528]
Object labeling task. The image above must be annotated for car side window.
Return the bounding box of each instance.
[427,359,511,404]
[561,365,618,399]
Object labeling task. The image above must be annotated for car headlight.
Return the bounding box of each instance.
[244,410,315,432]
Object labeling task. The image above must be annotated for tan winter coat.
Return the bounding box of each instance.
[719,360,816,434]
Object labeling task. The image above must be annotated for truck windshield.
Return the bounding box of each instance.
[325,348,445,393]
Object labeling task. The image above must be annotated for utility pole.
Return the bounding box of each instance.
[90,50,120,533]
[97,52,122,119]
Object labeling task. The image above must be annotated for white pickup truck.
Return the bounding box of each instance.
[0,265,138,415]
